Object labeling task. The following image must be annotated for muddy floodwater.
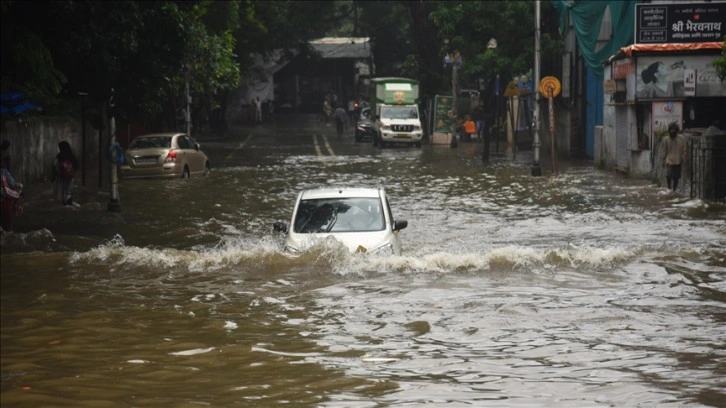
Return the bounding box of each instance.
[2,117,725,407]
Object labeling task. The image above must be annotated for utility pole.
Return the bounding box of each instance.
[185,67,192,136]
[451,61,458,148]
[532,0,543,177]
[483,38,497,164]
[79,92,88,186]
[107,90,121,212]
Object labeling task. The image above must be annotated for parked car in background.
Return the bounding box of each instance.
[119,133,211,179]
[355,107,376,143]
[273,187,408,255]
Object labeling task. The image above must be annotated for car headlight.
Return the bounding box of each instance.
[368,242,394,255]
[284,245,300,254]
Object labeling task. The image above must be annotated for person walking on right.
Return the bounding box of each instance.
[663,122,686,192]
[52,141,80,207]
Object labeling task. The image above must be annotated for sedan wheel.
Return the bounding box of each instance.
[181,166,190,179]
[204,163,211,177]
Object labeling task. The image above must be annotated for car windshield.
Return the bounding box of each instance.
[381,106,418,119]
[294,197,385,233]
[129,137,172,149]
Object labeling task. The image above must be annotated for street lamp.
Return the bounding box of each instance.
[78,92,88,186]
[532,0,543,177]
[107,89,121,212]
[443,39,462,148]
[184,63,192,136]
[483,38,497,163]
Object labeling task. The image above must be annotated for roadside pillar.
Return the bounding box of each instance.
[107,91,121,212]
[532,0,542,177]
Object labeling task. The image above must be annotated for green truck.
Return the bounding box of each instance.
[369,77,423,147]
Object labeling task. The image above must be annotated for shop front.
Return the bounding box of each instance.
[599,2,725,185]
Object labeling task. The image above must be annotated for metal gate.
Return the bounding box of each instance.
[689,135,726,203]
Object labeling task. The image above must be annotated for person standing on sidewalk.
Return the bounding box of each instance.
[52,141,80,207]
[334,104,347,138]
[662,122,686,192]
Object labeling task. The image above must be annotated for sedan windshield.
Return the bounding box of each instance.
[294,197,385,233]
[129,137,172,149]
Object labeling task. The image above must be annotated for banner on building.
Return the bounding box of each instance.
[636,55,725,99]
[651,101,683,138]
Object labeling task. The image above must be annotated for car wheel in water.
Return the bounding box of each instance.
[204,163,211,177]
[181,167,190,179]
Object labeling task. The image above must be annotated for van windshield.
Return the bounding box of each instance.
[381,106,418,120]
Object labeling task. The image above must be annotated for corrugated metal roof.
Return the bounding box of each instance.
[310,37,372,59]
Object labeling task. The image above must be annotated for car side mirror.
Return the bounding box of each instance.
[273,221,288,233]
[195,143,201,151]
[393,220,408,231]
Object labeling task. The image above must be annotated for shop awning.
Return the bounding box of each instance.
[617,42,723,58]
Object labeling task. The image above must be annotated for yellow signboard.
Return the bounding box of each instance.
[504,81,520,97]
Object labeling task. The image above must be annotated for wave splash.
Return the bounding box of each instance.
[68,234,639,276]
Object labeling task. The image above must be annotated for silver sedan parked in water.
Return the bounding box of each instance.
[119,133,211,179]
[274,187,408,255]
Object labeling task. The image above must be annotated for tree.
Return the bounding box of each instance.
[426,1,561,97]
[1,1,68,111]
[715,37,726,82]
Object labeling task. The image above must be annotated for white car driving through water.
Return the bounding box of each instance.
[273,187,408,255]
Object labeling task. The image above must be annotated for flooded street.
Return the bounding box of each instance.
[2,114,725,407]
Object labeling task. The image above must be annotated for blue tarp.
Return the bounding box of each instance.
[553,0,639,78]
[0,91,41,115]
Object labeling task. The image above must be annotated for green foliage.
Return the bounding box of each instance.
[2,0,274,125]
[2,0,568,126]
[429,1,561,90]
[349,1,562,102]
[3,33,67,109]
[356,1,414,76]
[714,37,726,82]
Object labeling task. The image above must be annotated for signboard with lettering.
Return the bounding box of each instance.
[433,95,453,133]
[635,2,725,44]
[431,95,454,144]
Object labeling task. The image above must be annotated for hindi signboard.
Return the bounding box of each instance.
[431,95,454,145]
[635,2,725,44]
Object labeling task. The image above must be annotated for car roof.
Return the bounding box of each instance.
[133,133,185,138]
[300,187,383,200]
